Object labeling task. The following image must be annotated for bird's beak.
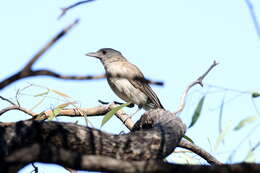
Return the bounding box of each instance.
[85,52,100,59]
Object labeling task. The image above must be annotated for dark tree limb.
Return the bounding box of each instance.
[0,109,186,172]
[0,119,258,172]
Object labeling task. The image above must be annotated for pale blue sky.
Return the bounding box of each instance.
[0,0,260,172]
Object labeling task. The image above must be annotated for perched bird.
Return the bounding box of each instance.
[86,48,164,110]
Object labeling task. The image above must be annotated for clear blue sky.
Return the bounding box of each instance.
[0,0,259,172]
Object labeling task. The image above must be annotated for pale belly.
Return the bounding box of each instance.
[107,78,148,106]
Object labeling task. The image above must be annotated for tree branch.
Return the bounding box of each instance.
[244,0,260,38]
[0,19,79,90]
[0,109,186,172]
[174,60,218,114]
[58,0,97,19]
[0,96,221,165]
[178,139,222,165]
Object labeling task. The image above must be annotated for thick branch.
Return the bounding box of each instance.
[178,139,222,165]
[0,109,186,172]
[0,101,221,165]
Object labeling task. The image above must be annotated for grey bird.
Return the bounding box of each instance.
[86,48,164,111]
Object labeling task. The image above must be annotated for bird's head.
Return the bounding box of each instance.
[86,48,125,63]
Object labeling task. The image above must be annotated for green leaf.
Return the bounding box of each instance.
[101,102,131,127]
[183,135,194,143]
[51,89,71,98]
[48,102,76,120]
[34,90,49,97]
[234,115,259,131]
[214,120,232,151]
[48,107,62,120]
[252,92,260,98]
[188,96,205,128]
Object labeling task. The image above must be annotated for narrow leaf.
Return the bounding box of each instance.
[189,96,205,128]
[51,89,71,98]
[48,102,76,120]
[101,102,131,127]
[183,135,194,143]
[234,115,259,131]
[48,107,62,120]
[214,120,232,151]
[30,95,47,111]
[56,101,77,109]
[218,94,225,134]
[252,92,260,98]
[34,91,49,97]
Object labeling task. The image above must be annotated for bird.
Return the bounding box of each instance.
[86,48,164,111]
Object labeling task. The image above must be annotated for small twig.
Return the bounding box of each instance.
[98,99,109,105]
[30,163,38,173]
[23,19,79,72]
[174,60,219,114]
[58,0,97,19]
[0,105,36,117]
[0,96,15,105]
[244,0,260,38]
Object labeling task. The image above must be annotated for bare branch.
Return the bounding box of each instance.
[0,105,36,117]
[174,60,219,114]
[178,139,222,165]
[0,19,79,90]
[23,19,79,72]
[58,0,97,19]
[0,96,15,105]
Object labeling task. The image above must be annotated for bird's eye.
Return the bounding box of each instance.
[102,50,107,55]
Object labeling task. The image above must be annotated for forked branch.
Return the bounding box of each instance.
[174,60,219,114]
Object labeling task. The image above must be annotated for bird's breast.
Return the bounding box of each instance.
[107,77,148,106]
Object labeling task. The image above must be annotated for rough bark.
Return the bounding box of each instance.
[0,109,186,172]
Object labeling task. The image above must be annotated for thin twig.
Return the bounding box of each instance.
[244,0,260,38]
[58,0,97,19]
[0,105,36,117]
[22,19,79,72]
[30,163,38,173]
[174,60,219,114]
[0,96,15,105]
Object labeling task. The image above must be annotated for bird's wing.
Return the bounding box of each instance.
[121,62,164,109]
